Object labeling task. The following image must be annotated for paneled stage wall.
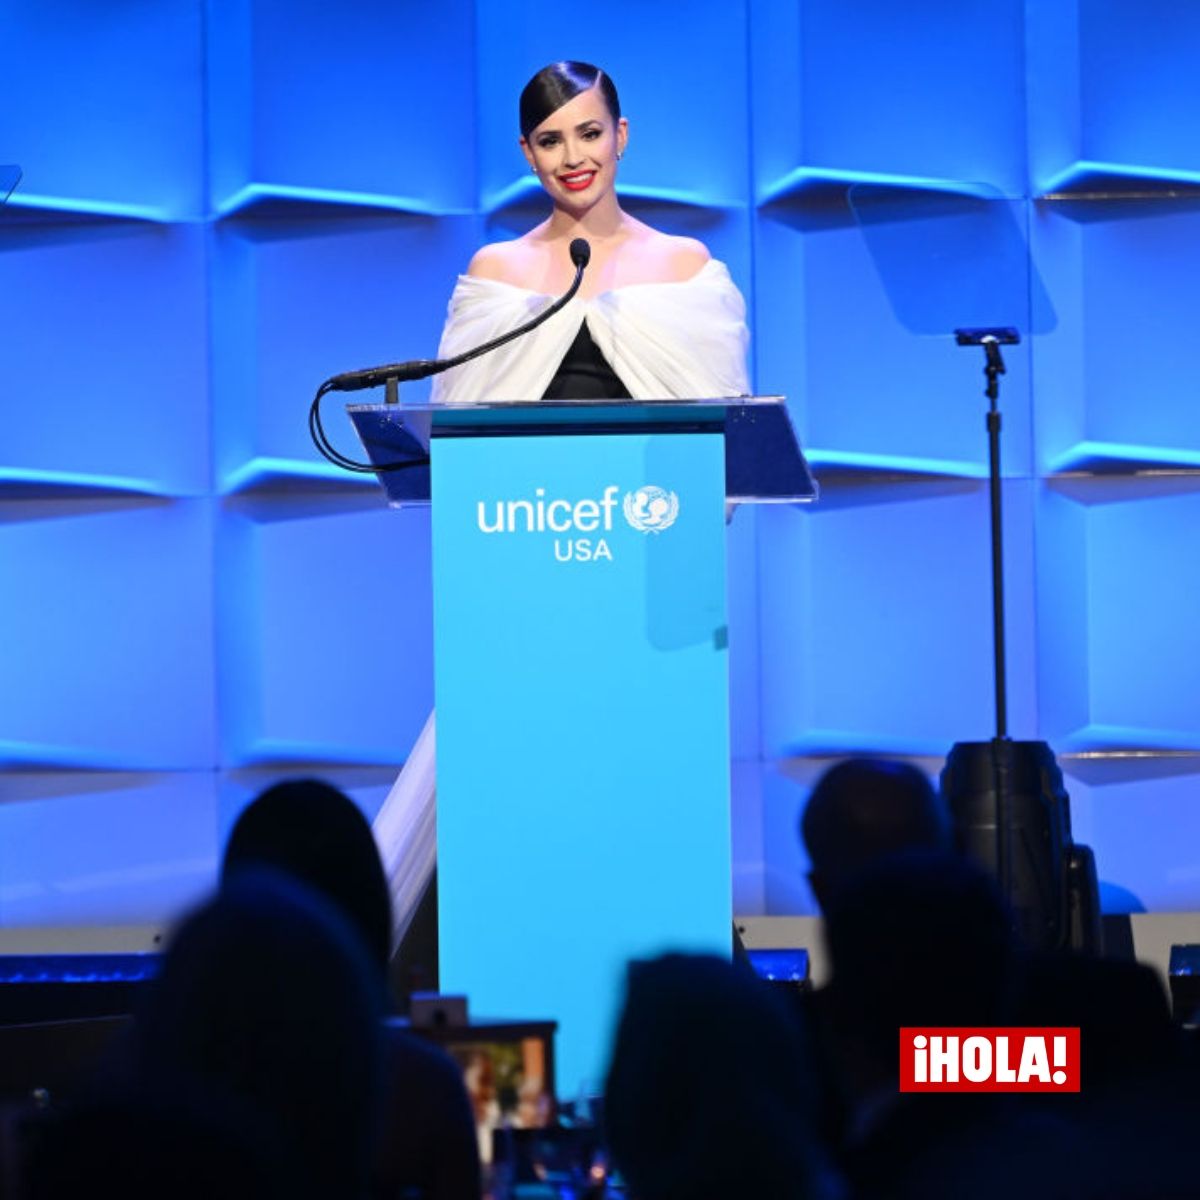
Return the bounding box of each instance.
[2,1,1198,936]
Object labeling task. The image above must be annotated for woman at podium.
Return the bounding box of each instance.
[432,60,749,405]
[374,61,750,947]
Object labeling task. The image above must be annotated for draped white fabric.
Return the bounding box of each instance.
[372,709,437,950]
[373,260,750,950]
[431,259,750,403]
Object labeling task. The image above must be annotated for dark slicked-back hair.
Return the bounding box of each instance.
[519,61,621,139]
[222,779,392,978]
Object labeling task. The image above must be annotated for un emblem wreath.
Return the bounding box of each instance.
[623,486,680,533]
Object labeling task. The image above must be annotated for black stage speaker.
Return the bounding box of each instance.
[941,740,1101,954]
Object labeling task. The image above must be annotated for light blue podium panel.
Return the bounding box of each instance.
[430,431,732,1095]
[349,396,816,1093]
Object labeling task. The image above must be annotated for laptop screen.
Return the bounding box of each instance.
[411,1020,556,1163]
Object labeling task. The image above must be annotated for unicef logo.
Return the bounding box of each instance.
[623,486,680,533]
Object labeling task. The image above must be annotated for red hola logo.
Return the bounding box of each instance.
[900,1027,1081,1093]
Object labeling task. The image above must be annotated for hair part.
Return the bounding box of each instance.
[519,61,621,140]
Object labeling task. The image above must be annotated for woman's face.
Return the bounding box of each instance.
[521,85,628,210]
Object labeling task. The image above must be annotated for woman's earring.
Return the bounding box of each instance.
[531,165,539,175]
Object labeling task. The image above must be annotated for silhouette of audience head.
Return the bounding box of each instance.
[220,778,484,1200]
[605,953,826,1200]
[222,778,392,979]
[135,872,385,1200]
[801,758,951,913]
[824,850,1015,1082]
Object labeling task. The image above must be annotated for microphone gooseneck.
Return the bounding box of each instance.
[311,240,592,472]
[326,238,592,394]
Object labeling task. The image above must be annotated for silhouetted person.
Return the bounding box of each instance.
[825,850,1015,1089]
[801,757,950,914]
[223,779,480,1200]
[604,953,831,1200]
[822,851,1084,1200]
[223,779,393,971]
[795,758,954,1158]
[134,872,385,1200]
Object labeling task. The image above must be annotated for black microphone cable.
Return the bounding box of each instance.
[308,238,591,474]
[307,377,405,474]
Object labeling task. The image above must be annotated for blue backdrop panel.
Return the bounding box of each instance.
[0,2,203,218]
[1032,201,1200,470]
[756,213,1035,476]
[746,0,804,200]
[761,760,823,916]
[1024,0,1082,196]
[1028,0,1200,191]
[475,0,749,209]
[1039,479,1200,751]
[1063,760,1200,913]
[751,212,808,428]
[1032,482,1091,743]
[731,759,767,915]
[206,0,477,213]
[0,499,215,770]
[432,432,731,1094]
[1027,206,1088,472]
[0,222,208,494]
[210,215,480,488]
[215,499,432,766]
[0,771,218,927]
[751,0,1027,198]
[758,481,1038,757]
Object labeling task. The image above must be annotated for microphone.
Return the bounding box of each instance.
[325,239,592,393]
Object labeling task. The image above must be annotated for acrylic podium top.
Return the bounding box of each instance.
[345,395,818,508]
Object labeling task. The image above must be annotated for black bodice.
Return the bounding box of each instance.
[541,321,632,401]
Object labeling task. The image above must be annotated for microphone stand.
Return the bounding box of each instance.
[942,327,1101,953]
[954,326,1019,905]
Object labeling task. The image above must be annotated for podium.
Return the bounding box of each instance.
[349,396,815,1093]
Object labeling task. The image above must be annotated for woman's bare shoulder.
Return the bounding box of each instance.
[628,227,712,282]
[465,237,542,285]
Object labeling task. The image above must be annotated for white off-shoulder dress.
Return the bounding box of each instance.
[373,259,751,947]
